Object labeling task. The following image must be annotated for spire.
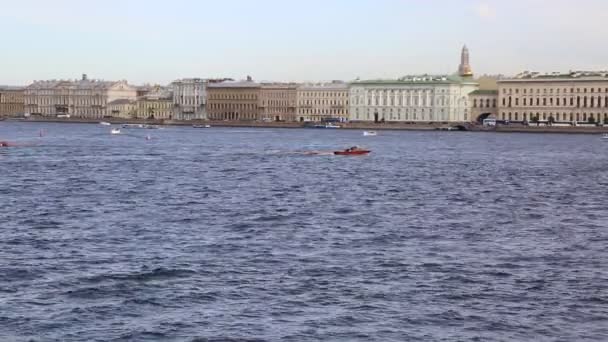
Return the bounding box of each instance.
[458,45,473,77]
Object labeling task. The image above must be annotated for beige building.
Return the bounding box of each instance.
[107,99,137,118]
[25,74,137,118]
[497,71,608,124]
[296,82,349,122]
[469,90,498,122]
[207,78,260,121]
[136,86,173,119]
[0,86,25,117]
[259,84,298,121]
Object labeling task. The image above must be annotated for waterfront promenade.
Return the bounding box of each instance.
[7,116,608,134]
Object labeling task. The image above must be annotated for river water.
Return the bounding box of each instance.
[1,122,607,341]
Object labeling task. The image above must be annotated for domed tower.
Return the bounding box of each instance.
[458,45,473,77]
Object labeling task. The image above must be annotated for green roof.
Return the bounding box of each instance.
[351,74,477,86]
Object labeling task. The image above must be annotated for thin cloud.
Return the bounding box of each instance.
[475,3,496,20]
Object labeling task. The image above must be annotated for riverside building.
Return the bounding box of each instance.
[259,84,298,121]
[171,78,208,120]
[296,81,349,122]
[497,71,608,124]
[24,74,137,118]
[206,77,260,121]
[0,86,25,117]
[469,90,498,122]
[349,46,478,123]
[136,86,173,119]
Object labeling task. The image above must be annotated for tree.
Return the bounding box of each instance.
[548,116,555,125]
[588,116,596,124]
[604,116,608,125]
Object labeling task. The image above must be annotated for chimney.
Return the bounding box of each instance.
[246,75,252,82]
[82,74,88,81]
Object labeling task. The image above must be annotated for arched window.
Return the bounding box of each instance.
[473,99,477,108]
[536,98,540,106]
[523,98,527,106]
[508,96,512,107]
[584,96,588,108]
[591,97,595,108]
[502,98,506,106]
[577,96,581,107]
[486,99,490,107]
[543,98,547,106]
[492,99,496,107]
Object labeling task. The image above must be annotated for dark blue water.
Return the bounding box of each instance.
[1,122,607,341]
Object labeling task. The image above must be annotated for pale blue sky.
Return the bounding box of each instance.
[1,0,607,85]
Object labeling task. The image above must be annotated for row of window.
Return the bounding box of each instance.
[299,92,348,97]
[208,94,258,100]
[298,109,348,115]
[503,95,608,108]
[352,111,467,121]
[209,112,257,120]
[208,103,257,110]
[352,88,451,94]
[473,99,497,108]
[500,111,608,122]
[355,96,464,107]
[503,87,608,95]
[298,100,348,106]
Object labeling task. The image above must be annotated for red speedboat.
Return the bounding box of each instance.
[334,147,371,155]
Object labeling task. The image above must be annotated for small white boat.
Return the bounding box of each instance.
[110,128,121,135]
[325,124,340,129]
[363,131,377,136]
[603,133,608,140]
[99,121,111,126]
[193,124,211,128]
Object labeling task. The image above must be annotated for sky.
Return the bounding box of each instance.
[1,0,607,85]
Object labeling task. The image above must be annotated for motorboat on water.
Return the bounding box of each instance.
[603,133,608,140]
[193,124,211,128]
[363,131,377,136]
[334,146,371,155]
[110,128,121,135]
[99,121,111,126]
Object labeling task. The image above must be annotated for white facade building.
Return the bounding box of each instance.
[172,78,207,120]
[349,46,479,123]
[349,75,478,122]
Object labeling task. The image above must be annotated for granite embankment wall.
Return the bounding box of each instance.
[8,117,608,134]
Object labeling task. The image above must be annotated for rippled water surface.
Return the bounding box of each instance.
[1,122,607,341]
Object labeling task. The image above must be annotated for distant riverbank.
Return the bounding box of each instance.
[5,116,608,134]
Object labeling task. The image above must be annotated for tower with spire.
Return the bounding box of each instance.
[458,45,473,77]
